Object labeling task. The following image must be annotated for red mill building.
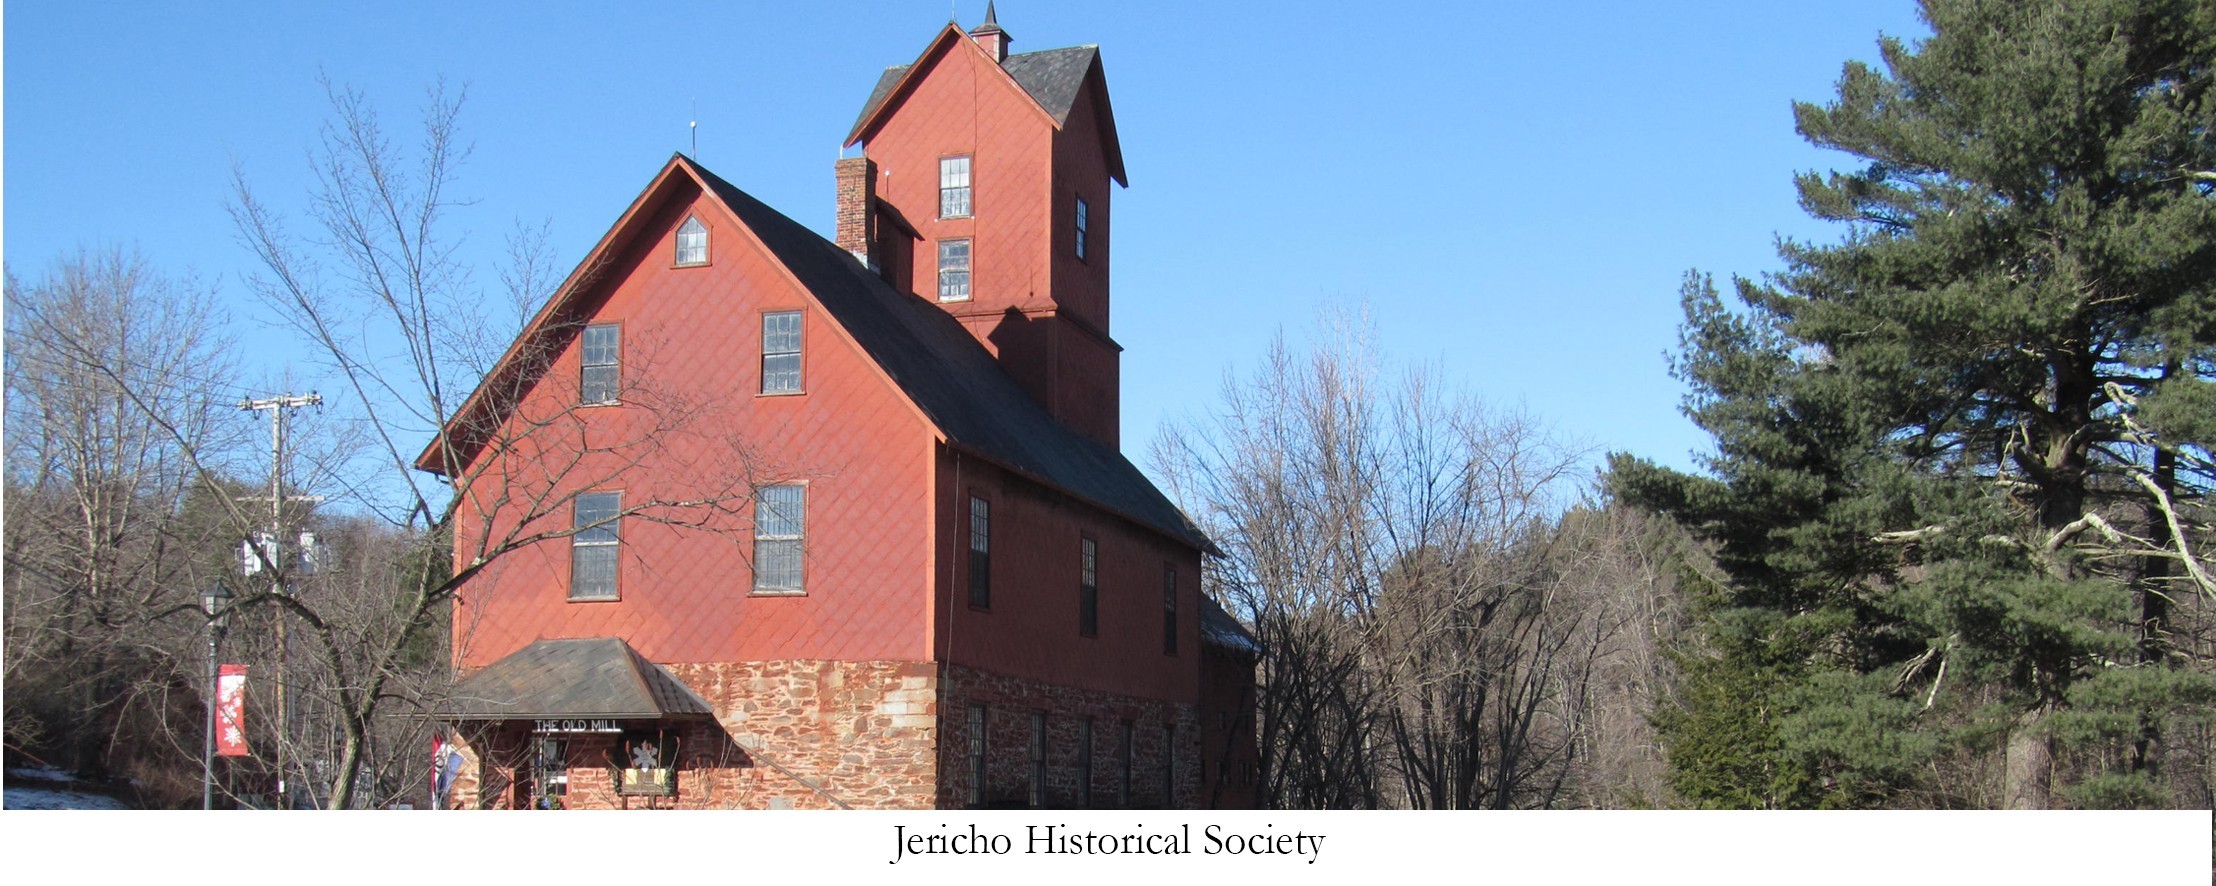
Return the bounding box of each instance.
[426,9,1260,810]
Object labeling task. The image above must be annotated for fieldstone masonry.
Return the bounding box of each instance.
[446,658,1201,810]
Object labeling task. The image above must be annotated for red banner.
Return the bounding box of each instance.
[216,664,250,757]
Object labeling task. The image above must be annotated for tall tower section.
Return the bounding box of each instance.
[839,8,1129,448]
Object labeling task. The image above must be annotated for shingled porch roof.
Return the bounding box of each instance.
[438,638,714,721]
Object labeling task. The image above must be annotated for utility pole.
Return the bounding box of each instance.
[241,392,322,807]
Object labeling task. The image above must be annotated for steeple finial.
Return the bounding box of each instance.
[969,1,1010,62]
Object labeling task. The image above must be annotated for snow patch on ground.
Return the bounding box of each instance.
[4,785,130,810]
[6,765,81,784]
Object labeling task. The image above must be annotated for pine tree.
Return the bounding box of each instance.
[1614,0,2216,808]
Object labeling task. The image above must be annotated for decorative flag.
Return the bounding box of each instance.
[216,665,250,756]
[432,734,462,808]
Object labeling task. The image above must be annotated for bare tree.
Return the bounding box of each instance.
[200,80,766,809]
[2,249,247,804]
[1155,316,1645,809]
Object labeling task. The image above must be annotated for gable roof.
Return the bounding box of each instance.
[853,44,1097,134]
[439,637,715,720]
[419,154,1211,554]
[846,27,1126,185]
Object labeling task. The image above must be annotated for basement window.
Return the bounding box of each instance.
[1078,718,1095,808]
[1118,720,1133,807]
[675,215,708,266]
[968,705,988,806]
[1029,712,1047,808]
[939,239,972,301]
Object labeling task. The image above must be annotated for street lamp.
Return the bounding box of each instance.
[201,582,233,810]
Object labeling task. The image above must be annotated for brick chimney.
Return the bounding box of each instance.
[834,156,876,265]
[969,2,1010,63]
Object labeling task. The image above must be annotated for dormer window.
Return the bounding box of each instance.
[675,215,708,266]
[940,157,972,219]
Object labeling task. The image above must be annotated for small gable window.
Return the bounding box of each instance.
[940,156,972,219]
[581,323,620,404]
[675,215,708,266]
[1075,197,1089,261]
[761,311,803,394]
[570,491,621,601]
[939,239,972,302]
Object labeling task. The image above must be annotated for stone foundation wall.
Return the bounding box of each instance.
[938,663,1198,809]
[443,658,1207,810]
[447,659,940,810]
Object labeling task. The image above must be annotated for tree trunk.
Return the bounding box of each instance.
[326,727,363,810]
[2004,706,2053,809]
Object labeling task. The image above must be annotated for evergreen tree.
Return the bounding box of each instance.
[1614,0,2216,808]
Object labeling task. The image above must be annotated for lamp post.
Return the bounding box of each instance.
[201,582,233,810]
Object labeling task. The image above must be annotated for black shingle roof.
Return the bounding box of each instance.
[1201,597,1262,660]
[440,638,715,720]
[852,45,1100,137]
[687,157,1212,553]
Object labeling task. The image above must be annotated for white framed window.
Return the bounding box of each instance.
[753,484,805,594]
[1075,197,1089,261]
[675,215,708,266]
[939,239,972,301]
[940,156,972,218]
[581,323,619,404]
[570,492,620,601]
[761,311,802,394]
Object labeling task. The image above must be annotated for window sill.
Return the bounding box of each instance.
[580,399,621,408]
[749,589,807,598]
[567,594,620,603]
[939,295,973,303]
[672,260,711,269]
[756,390,807,398]
[939,214,972,221]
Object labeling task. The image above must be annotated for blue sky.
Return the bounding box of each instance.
[5,0,1932,478]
